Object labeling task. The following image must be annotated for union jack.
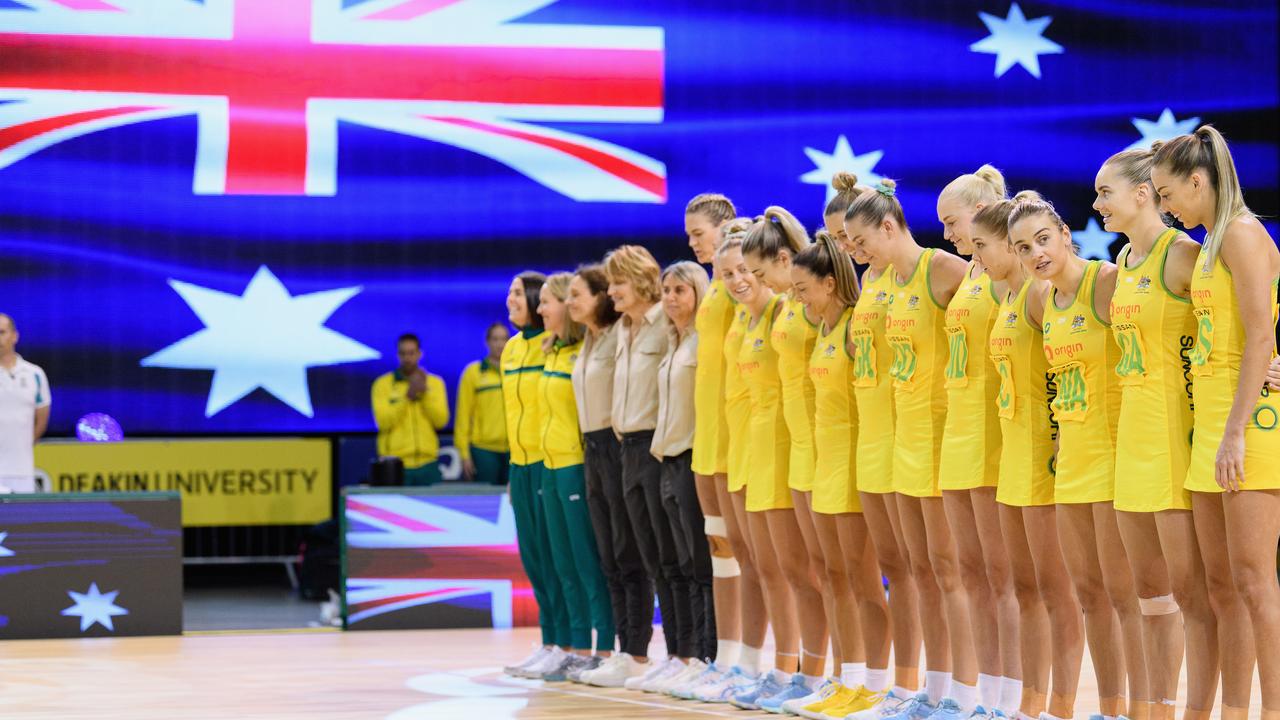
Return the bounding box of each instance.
[344,492,535,629]
[0,0,667,201]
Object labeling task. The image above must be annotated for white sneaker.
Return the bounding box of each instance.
[625,656,673,691]
[639,658,688,693]
[504,644,550,676]
[670,662,724,699]
[783,677,838,714]
[695,665,757,703]
[656,659,706,694]
[518,647,566,679]
[587,653,650,688]
[578,653,623,685]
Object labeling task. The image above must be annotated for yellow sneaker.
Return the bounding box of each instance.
[798,683,857,718]
[820,686,885,720]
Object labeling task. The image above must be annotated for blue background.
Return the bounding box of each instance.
[1,0,1276,434]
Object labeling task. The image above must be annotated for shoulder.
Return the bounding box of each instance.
[1220,215,1278,268]
[373,371,395,387]
[19,358,47,378]
[428,372,446,386]
[461,360,481,376]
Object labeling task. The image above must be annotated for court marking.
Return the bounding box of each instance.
[492,672,753,717]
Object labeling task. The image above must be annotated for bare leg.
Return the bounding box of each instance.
[1025,505,1084,719]
[727,490,769,654]
[768,505,829,678]
[1224,489,1280,713]
[1094,504,1149,715]
[839,513,892,671]
[699,473,741,654]
[792,490,835,672]
[921,496,979,690]
[1002,504,1050,717]
[862,491,922,691]
[1153,509,1219,716]
[943,490,1002,687]
[815,511,863,670]
[1117,510,1183,720]
[895,494,954,678]
[748,509,799,672]
[1191,492,1255,711]
[972,489,1020,686]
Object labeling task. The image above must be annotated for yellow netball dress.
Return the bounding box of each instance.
[739,295,793,511]
[851,267,897,495]
[809,307,860,514]
[772,295,819,492]
[886,249,949,498]
[723,306,752,493]
[1042,260,1122,504]
[989,280,1057,507]
[939,263,1002,491]
[693,279,736,477]
[1110,229,1196,511]
[1184,249,1280,492]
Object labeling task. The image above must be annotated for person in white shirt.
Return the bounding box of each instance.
[0,314,52,493]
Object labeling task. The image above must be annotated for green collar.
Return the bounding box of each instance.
[521,326,544,340]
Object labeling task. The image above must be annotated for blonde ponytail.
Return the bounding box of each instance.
[1153,124,1252,264]
[940,164,1008,208]
[795,230,860,308]
[744,205,811,260]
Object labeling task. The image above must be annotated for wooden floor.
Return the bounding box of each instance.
[0,627,1263,719]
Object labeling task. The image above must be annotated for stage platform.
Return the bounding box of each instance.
[0,627,1262,719]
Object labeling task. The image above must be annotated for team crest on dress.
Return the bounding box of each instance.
[907,295,920,309]
[1136,275,1152,292]
[1071,314,1087,331]
[785,309,796,321]
[1004,311,1019,327]
[752,338,764,351]
[967,283,984,298]
[823,343,837,358]
[876,290,889,304]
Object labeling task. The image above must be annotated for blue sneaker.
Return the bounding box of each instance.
[730,671,787,711]
[922,698,966,720]
[759,673,816,714]
[700,666,756,703]
[968,707,1002,720]
[880,692,938,720]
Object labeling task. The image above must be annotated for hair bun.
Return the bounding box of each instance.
[1012,189,1043,204]
[831,171,859,192]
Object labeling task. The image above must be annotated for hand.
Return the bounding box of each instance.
[407,371,427,399]
[462,457,476,481]
[1215,429,1246,492]
[1267,355,1280,391]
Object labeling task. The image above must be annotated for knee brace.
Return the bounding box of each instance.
[1138,593,1179,616]
[704,515,741,578]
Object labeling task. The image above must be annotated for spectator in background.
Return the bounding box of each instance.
[0,313,51,493]
[455,322,511,485]
[371,333,449,486]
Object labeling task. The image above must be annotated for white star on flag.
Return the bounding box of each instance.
[61,582,129,632]
[141,266,379,418]
[970,2,1064,78]
[0,531,13,558]
[800,135,884,204]
[1073,218,1118,260]
[1127,108,1200,151]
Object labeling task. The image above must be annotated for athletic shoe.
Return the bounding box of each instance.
[503,644,549,676]
[624,656,673,691]
[821,686,883,719]
[922,698,966,720]
[696,666,756,703]
[760,674,818,713]
[969,707,1002,720]
[845,689,913,720]
[669,662,724,699]
[877,692,938,720]
[542,654,589,682]
[517,646,566,679]
[729,671,787,711]
[656,659,707,695]
[585,653,650,688]
[783,677,840,716]
[567,655,603,683]
[642,657,691,693]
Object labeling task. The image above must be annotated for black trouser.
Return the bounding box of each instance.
[620,430,690,659]
[583,428,652,657]
[660,450,715,661]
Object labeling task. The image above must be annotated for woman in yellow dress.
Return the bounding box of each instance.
[844,179,977,719]
[1008,193,1147,720]
[1092,147,1217,720]
[740,207,831,695]
[787,230,893,716]
[972,199,1079,720]
[1152,126,1280,720]
[935,166,1019,717]
[827,173,925,710]
[679,193,745,688]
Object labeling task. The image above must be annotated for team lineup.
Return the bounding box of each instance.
[496,124,1280,720]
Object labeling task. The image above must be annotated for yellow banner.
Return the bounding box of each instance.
[34,438,331,527]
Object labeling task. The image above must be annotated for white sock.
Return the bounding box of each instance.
[716,639,740,668]
[1019,713,1041,720]
[1037,714,1066,720]
[978,673,1002,709]
[841,662,867,688]
[999,677,1023,716]
[892,685,915,701]
[865,667,890,692]
[950,681,978,713]
[801,673,823,690]
[738,645,762,675]
[924,671,951,705]
[771,668,790,685]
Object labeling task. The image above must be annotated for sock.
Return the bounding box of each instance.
[865,668,890,692]
[999,678,1023,716]
[716,639,740,669]
[1039,714,1066,720]
[801,673,823,690]
[978,674,1002,709]
[950,681,978,713]
[1018,714,1041,720]
[892,685,915,701]
[771,668,791,685]
[738,645,761,675]
[842,662,868,688]
[925,671,952,705]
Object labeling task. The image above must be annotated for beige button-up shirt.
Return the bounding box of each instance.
[571,321,619,433]
[651,324,698,459]
[612,302,670,434]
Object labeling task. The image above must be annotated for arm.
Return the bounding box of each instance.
[33,368,50,440]
[1164,235,1201,299]
[1215,219,1280,491]
[425,375,450,430]
[371,376,407,431]
[929,251,969,306]
[34,405,50,441]
[454,366,475,461]
[1094,262,1119,324]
